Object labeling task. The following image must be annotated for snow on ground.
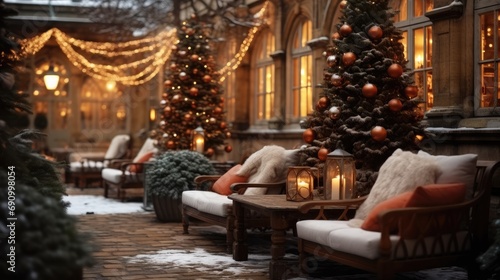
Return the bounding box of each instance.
[63,195,145,215]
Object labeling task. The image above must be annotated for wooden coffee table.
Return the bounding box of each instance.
[228,194,354,280]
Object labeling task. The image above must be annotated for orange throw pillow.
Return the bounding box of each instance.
[128,152,154,173]
[212,164,248,195]
[361,183,466,235]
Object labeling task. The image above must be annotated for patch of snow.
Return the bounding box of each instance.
[63,195,145,215]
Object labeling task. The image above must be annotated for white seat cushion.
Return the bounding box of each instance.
[297,219,471,260]
[182,190,233,217]
[296,220,351,247]
[70,160,105,172]
[101,168,143,184]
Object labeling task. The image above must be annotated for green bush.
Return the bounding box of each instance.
[146,150,217,200]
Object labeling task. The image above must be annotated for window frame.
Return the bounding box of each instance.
[253,30,276,125]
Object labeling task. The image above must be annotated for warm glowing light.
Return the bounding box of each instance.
[106,80,116,91]
[149,108,156,122]
[43,65,60,90]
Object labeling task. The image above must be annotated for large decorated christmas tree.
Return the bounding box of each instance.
[151,14,231,157]
[299,0,430,196]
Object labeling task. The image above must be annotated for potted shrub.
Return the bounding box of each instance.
[146,150,216,222]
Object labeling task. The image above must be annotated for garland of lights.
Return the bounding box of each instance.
[20,1,270,85]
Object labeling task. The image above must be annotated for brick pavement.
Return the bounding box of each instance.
[70,186,500,280]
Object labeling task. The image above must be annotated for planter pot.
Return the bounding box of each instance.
[152,195,183,222]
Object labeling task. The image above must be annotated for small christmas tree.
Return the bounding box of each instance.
[151,14,231,157]
[299,0,430,196]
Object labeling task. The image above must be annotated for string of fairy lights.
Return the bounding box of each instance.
[19,1,270,85]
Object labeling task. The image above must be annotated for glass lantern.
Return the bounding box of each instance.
[324,149,356,200]
[286,166,318,202]
[192,126,205,153]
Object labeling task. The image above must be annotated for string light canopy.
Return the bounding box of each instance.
[19,1,271,85]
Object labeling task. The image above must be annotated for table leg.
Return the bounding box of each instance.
[232,200,248,261]
[269,211,288,280]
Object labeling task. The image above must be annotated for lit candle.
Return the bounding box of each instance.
[331,175,341,200]
[297,180,310,198]
[195,138,204,153]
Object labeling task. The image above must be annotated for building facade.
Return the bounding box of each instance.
[5,0,500,162]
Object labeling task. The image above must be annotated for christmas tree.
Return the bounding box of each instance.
[299,0,430,196]
[151,14,231,157]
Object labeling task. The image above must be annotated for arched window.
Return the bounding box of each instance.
[254,30,275,122]
[80,78,128,139]
[393,0,434,112]
[476,0,500,114]
[290,19,313,120]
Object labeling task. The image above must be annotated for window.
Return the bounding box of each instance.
[290,19,313,119]
[254,30,275,122]
[80,79,128,136]
[477,6,500,110]
[394,0,433,112]
[222,38,237,123]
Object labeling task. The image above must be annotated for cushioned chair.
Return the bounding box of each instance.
[69,134,132,189]
[296,149,500,280]
[182,145,300,253]
[101,138,158,201]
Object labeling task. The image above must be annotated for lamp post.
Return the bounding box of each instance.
[43,65,60,90]
[324,149,356,200]
[192,126,205,153]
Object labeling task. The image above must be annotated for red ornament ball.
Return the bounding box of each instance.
[303,129,315,143]
[342,52,356,66]
[189,87,199,96]
[318,148,329,161]
[206,148,215,157]
[202,75,212,83]
[362,83,378,97]
[339,23,353,37]
[368,25,383,40]
[371,126,387,142]
[388,99,403,111]
[220,121,227,129]
[225,145,232,153]
[318,97,329,109]
[190,54,199,61]
[213,107,222,114]
[164,80,172,87]
[404,85,419,98]
[387,63,403,78]
[331,32,341,40]
[166,140,176,149]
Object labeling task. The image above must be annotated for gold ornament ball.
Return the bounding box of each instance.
[170,63,177,71]
[166,140,176,149]
[387,63,403,78]
[342,52,356,66]
[163,106,172,115]
[209,117,217,124]
[388,99,403,111]
[178,50,187,57]
[172,94,181,103]
[339,23,353,37]
[164,80,172,87]
[225,145,232,153]
[371,126,387,142]
[226,131,231,138]
[340,0,347,9]
[191,54,199,61]
[206,148,215,157]
[318,148,329,161]
[214,107,222,114]
[368,25,383,40]
[303,129,315,143]
[362,83,378,97]
[184,113,192,121]
[404,85,419,98]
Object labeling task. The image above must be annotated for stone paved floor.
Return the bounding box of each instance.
[69,185,500,280]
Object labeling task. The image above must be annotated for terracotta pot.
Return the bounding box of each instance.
[152,195,183,222]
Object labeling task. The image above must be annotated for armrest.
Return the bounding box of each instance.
[194,175,221,191]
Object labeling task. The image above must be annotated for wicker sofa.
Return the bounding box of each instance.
[296,151,500,280]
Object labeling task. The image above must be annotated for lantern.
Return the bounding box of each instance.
[324,149,356,200]
[286,166,318,202]
[191,126,205,153]
[43,65,60,90]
